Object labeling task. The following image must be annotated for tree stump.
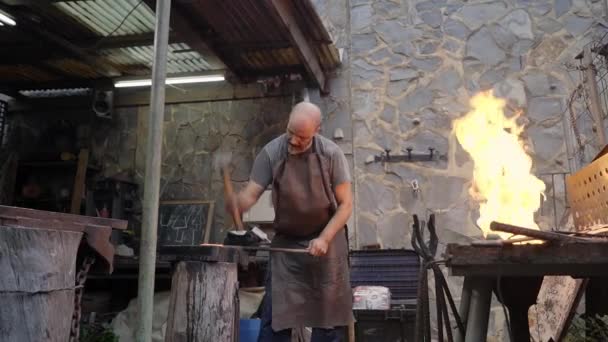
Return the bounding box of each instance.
[0,226,83,342]
[165,261,239,342]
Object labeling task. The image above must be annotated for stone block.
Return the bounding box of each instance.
[443,19,470,41]
[420,9,443,28]
[393,41,416,56]
[466,27,507,66]
[536,17,563,34]
[410,56,443,72]
[527,97,565,124]
[353,90,382,119]
[493,78,527,107]
[527,123,566,161]
[388,80,415,99]
[374,20,422,45]
[358,177,399,213]
[529,36,567,67]
[373,0,402,18]
[379,103,397,124]
[398,88,434,114]
[456,2,509,31]
[352,33,378,55]
[351,4,373,33]
[430,68,463,96]
[555,0,572,17]
[376,212,412,248]
[499,9,534,40]
[356,215,380,247]
[563,15,594,36]
[390,67,418,82]
[424,174,468,209]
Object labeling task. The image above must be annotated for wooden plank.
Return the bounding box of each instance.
[0,205,128,229]
[70,148,89,214]
[165,261,239,342]
[267,0,327,92]
[446,243,608,277]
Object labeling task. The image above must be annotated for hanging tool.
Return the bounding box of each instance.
[412,214,464,342]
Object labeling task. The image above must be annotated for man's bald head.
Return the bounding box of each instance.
[289,101,322,127]
[286,102,322,154]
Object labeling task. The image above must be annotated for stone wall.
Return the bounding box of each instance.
[348,0,607,251]
[92,97,293,241]
[313,0,608,340]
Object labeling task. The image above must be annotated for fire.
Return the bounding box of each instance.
[453,90,546,239]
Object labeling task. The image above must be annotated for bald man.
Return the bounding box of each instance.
[227,102,353,341]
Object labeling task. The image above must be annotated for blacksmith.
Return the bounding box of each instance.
[226,101,353,341]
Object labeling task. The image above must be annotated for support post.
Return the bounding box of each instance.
[584,46,607,148]
[136,1,171,341]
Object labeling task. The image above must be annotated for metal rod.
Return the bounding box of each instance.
[489,221,588,242]
[136,1,171,342]
[200,243,310,254]
[584,46,607,147]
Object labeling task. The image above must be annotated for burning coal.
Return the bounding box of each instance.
[453,90,546,239]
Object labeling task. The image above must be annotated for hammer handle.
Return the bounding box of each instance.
[223,167,244,230]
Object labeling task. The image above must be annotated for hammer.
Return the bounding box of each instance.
[214,152,244,230]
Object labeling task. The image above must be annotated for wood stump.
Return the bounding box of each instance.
[0,226,83,342]
[165,261,239,342]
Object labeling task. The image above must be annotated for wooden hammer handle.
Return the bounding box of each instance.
[223,167,244,230]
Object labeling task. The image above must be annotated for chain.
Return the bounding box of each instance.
[69,255,96,342]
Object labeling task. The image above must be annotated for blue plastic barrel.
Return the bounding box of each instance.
[240,319,261,342]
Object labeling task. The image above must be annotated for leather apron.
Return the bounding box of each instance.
[270,137,353,331]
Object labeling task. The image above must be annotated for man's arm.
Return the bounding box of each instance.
[309,182,353,256]
[235,181,265,214]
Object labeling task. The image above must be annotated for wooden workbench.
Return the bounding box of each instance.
[445,242,608,342]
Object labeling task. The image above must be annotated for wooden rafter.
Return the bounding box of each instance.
[266,0,327,92]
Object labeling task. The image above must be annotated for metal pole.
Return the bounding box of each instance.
[584,46,607,148]
[464,278,492,342]
[136,1,171,341]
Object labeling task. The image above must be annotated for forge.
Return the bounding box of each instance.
[445,150,608,342]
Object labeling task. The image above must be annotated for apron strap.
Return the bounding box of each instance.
[313,137,350,256]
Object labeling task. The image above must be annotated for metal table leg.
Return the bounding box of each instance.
[455,277,473,342]
[464,277,493,342]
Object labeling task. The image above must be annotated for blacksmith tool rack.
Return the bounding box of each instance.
[366,147,445,164]
[412,214,464,342]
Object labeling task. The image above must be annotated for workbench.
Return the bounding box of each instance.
[445,242,608,342]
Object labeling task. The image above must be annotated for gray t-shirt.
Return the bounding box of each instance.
[250,134,351,190]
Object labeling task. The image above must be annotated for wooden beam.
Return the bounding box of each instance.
[143,0,225,70]
[114,80,305,107]
[0,78,113,92]
[266,0,327,92]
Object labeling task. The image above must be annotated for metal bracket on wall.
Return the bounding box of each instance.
[365,147,445,164]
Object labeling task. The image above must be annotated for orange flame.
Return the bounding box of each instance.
[453,90,546,239]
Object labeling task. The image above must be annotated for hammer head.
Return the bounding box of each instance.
[213,151,233,174]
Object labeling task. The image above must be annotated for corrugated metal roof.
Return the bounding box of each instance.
[54,0,155,36]
[100,43,214,74]
[54,0,215,74]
